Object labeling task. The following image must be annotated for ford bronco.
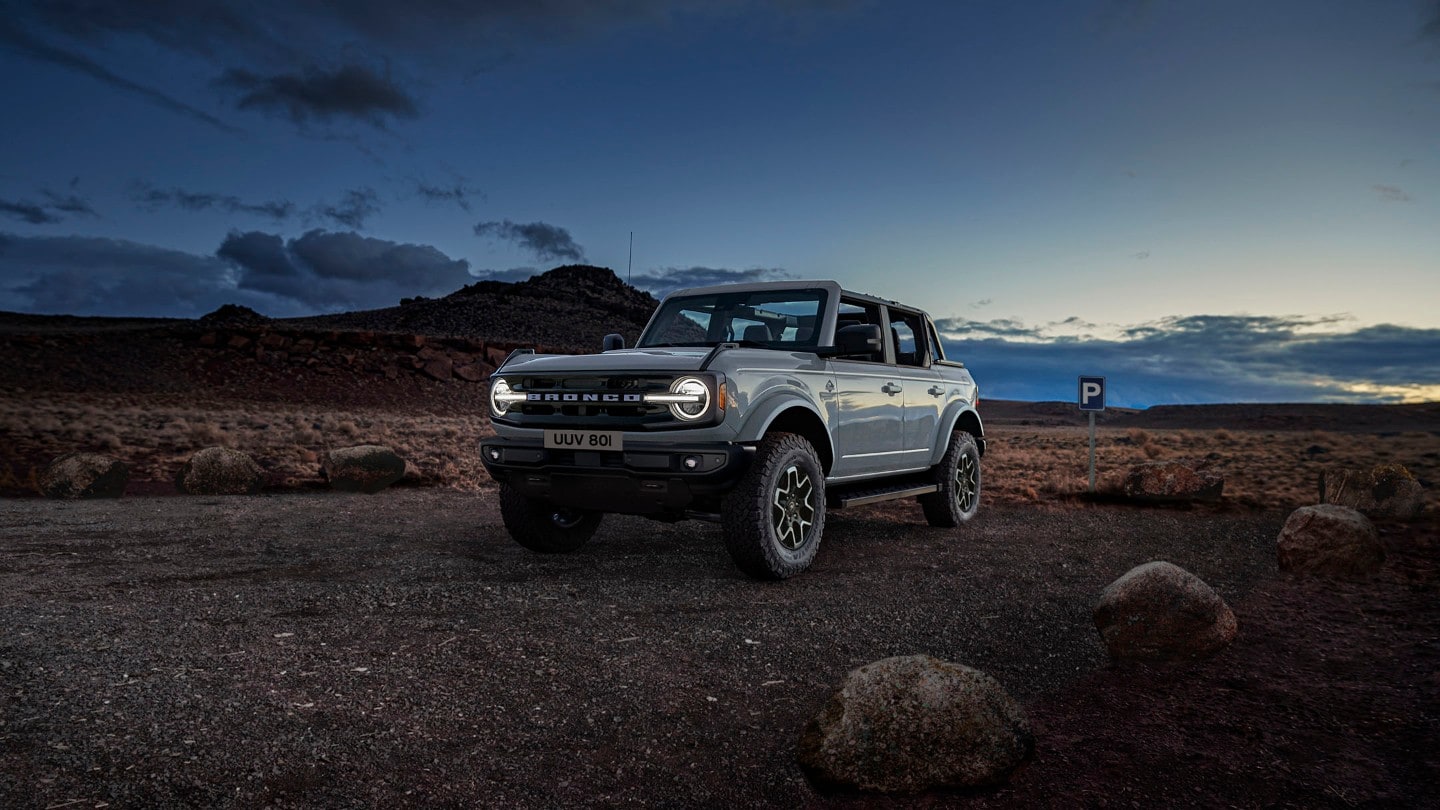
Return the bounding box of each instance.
[479,280,983,579]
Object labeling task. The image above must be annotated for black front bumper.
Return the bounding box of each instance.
[479,437,751,515]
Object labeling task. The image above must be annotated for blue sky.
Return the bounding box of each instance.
[1,0,1437,406]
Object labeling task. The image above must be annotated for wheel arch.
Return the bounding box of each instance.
[930,404,985,466]
[746,399,835,475]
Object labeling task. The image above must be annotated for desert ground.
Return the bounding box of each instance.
[2,491,1435,808]
[2,290,1437,806]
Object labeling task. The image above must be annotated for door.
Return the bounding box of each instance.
[888,309,945,455]
[825,298,904,479]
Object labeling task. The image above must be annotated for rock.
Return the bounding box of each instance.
[422,357,454,381]
[797,655,1032,794]
[176,447,264,495]
[454,363,487,382]
[323,445,406,493]
[417,345,446,361]
[485,346,510,367]
[1093,561,1237,661]
[258,333,290,350]
[1123,461,1223,502]
[38,453,129,499]
[1277,504,1384,577]
[1320,464,1424,520]
[226,334,252,350]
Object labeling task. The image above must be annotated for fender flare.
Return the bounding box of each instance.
[929,404,985,466]
[737,391,836,474]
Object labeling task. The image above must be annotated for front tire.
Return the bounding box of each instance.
[499,484,602,553]
[920,431,981,528]
[721,432,826,580]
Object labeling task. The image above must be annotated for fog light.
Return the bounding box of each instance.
[487,448,501,461]
[682,455,701,470]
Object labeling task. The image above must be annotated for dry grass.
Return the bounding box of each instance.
[0,393,495,493]
[984,424,1440,512]
[2,392,1437,514]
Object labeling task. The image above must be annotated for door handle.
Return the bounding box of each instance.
[928,386,945,397]
[881,382,902,395]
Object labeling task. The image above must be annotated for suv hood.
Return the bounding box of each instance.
[495,348,713,375]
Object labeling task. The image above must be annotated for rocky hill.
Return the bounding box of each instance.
[0,265,658,409]
[278,264,659,349]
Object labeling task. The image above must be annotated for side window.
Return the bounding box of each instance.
[927,321,945,363]
[888,310,926,367]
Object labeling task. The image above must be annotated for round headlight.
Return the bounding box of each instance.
[670,377,709,420]
[490,377,514,416]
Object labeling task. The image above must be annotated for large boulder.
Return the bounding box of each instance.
[1277,504,1384,578]
[323,445,406,493]
[38,453,129,499]
[176,447,265,495]
[1123,462,1223,502]
[1093,561,1237,661]
[797,655,1032,794]
[1320,464,1424,520]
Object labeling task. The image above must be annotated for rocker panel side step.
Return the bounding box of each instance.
[831,483,938,509]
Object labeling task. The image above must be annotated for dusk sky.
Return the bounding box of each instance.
[2,0,1438,406]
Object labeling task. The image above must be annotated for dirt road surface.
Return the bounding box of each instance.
[1,491,1434,807]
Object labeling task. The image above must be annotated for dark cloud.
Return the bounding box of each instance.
[1373,184,1412,203]
[627,266,795,297]
[0,198,61,225]
[473,219,585,262]
[1131,250,1150,260]
[933,316,1045,340]
[939,314,1440,406]
[39,189,98,217]
[215,64,419,128]
[218,228,472,311]
[311,187,381,229]
[0,189,100,224]
[0,228,473,317]
[0,16,243,134]
[0,231,290,317]
[130,182,293,220]
[6,1,853,136]
[411,177,482,213]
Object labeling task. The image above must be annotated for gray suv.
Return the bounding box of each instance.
[479,280,983,579]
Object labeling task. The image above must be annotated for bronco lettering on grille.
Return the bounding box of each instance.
[526,393,645,403]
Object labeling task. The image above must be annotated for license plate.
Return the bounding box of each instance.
[544,429,624,452]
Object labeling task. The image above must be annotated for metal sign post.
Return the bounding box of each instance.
[1078,376,1106,493]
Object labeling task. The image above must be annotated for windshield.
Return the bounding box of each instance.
[638,288,829,349]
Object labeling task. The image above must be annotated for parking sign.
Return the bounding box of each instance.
[1078,376,1106,412]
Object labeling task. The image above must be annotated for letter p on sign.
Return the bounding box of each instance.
[1078,376,1106,412]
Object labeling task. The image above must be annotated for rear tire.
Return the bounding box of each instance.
[721,433,826,580]
[499,483,601,553]
[920,431,981,528]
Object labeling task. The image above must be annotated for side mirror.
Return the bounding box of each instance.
[602,333,625,352]
[833,323,883,357]
[817,321,881,355]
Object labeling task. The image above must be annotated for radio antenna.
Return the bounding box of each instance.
[627,231,633,285]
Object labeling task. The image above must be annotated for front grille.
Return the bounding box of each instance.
[513,374,676,423]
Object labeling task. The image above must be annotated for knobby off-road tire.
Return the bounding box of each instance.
[721,432,826,580]
[499,483,602,553]
[919,430,981,528]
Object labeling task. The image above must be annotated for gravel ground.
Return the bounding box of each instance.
[0,490,1415,807]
